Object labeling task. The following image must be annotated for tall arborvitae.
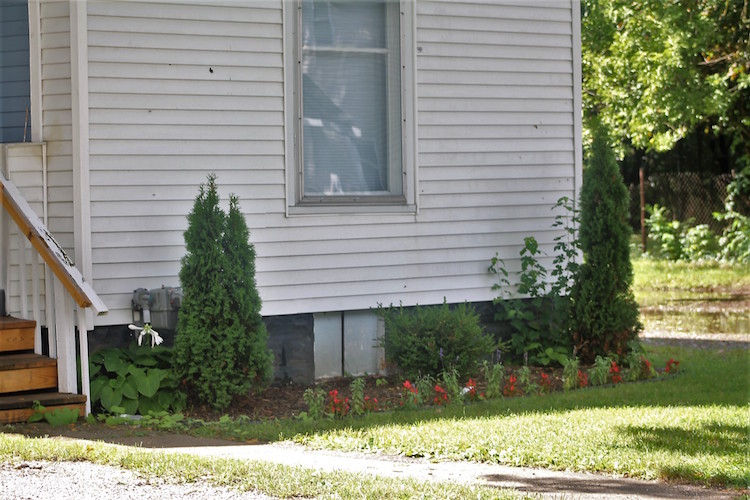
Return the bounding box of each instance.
[569,131,642,363]
[222,194,272,389]
[174,175,271,411]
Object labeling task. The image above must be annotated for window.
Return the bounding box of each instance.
[288,0,415,211]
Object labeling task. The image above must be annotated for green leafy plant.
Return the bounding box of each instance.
[414,375,435,406]
[28,401,79,426]
[516,365,538,395]
[174,174,272,411]
[569,129,642,363]
[645,170,749,264]
[301,387,327,421]
[480,360,505,399]
[645,206,719,261]
[715,168,750,263]
[624,343,655,381]
[349,378,366,416]
[89,343,185,415]
[489,198,578,366]
[438,368,462,403]
[682,224,719,261]
[376,300,495,379]
[645,204,686,260]
[561,356,581,391]
[588,355,613,386]
[137,411,186,431]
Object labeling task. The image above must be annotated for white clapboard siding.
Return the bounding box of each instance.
[85,0,287,323]
[39,0,74,256]
[80,0,578,324]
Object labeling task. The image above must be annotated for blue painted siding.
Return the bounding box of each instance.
[0,0,30,143]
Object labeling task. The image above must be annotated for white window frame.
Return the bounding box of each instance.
[284,0,417,215]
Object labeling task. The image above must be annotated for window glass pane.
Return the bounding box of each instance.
[302,0,386,49]
[301,0,402,198]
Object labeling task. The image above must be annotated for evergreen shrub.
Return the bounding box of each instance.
[174,174,272,411]
[569,131,642,363]
[376,300,495,380]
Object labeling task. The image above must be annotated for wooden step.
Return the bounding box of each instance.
[0,353,57,393]
[0,317,36,353]
[0,392,86,425]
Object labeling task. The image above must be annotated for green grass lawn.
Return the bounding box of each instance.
[632,255,750,304]
[289,346,748,488]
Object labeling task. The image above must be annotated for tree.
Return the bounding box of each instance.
[222,194,273,388]
[174,175,272,410]
[582,0,749,164]
[569,130,642,363]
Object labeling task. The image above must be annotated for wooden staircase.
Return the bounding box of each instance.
[0,316,86,424]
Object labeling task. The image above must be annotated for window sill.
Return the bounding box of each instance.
[287,203,417,216]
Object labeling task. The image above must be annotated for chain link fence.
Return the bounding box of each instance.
[627,172,739,233]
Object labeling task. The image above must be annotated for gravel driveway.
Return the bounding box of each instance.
[0,460,271,500]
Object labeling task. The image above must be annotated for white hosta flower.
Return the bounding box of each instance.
[128,323,164,347]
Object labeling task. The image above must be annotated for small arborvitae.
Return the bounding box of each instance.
[174,174,272,410]
[569,130,642,363]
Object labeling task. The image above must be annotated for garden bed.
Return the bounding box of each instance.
[182,365,599,422]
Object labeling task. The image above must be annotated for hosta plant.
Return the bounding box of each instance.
[89,343,185,415]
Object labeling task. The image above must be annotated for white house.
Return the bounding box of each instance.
[0,0,582,400]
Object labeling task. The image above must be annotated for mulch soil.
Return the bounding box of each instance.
[183,366,566,422]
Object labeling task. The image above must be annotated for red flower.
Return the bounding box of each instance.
[609,361,623,384]
[433,385,449,405]
[363,396,379,412]
[401,380,419,407]
[665,358,680,374]
[577,369,589,388]
[328,389,349,417]
[465,378,478,400]
[503,375,520,397]
[539,372,551,393]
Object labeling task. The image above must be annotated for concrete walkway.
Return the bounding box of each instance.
[114,435,741,500]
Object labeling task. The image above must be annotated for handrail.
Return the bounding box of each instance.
[0,172,107,316]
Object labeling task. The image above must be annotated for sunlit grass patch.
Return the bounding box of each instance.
[294,347,749,488]
[632,258,750,298]
[0,433,520,500]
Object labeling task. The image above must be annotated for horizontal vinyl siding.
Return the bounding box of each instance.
[86,0,286,324]
[40,0,74,252]
[410,0,577,307]
[86,0,578,324]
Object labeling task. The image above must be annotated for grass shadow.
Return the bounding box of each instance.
[619,422,748,457]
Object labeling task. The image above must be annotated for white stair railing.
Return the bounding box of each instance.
[0,143,107,412]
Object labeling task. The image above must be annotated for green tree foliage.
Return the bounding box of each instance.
[174,174,272,410]
[582,0,749,162]
[570,131,642,363]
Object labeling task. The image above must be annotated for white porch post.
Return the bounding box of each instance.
[70,0,94,411]
[54,278,77,393]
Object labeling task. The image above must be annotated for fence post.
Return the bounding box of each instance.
[640,167,646,253]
